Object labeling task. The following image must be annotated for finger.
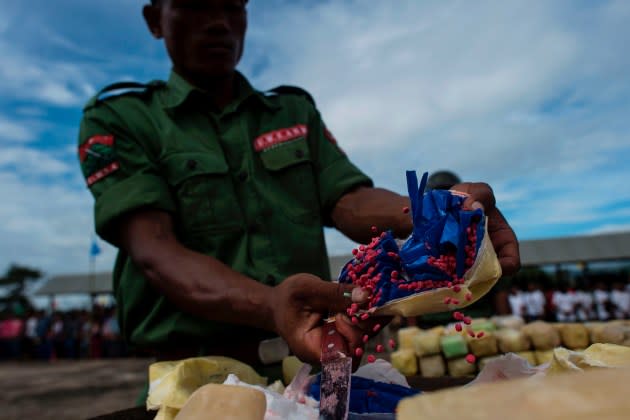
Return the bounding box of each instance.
[298,313,327,364]
[465,186,495,212]
[487,208,521,276]
[335,314,365,370]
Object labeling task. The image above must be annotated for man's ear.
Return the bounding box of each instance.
[142,5,163,39]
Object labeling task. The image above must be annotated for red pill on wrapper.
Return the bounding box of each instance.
[376,344,384,353]
[402,206,410,214]
[465,354,476,364]
[372,323,382,333]
[363,334,369,343]
[355,347,364,357]
[455,323,462,332]
[388,339,396,349]
[477,331,485,338]
[367,355,376,363]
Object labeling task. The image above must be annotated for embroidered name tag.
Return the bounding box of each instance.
[254,124,308,152]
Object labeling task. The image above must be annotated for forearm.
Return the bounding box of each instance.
[331,186,413,244]
[119,211,276,333]
[139,244,276,332]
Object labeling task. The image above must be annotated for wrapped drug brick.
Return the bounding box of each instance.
[282,356,304,386]
[558,323,590,350]
[522,321,561,350]
[338,171,501,319]
[447,357,477,377]
[440,334,468,359]
[413,330,442,357]
[175,384,266,420]
[466,332,499,357]
[514,351,537,366]
[496,329,531,353]
[591,323,625,345]
[490,315,525,330]
[418,355,446,378]
[534,350,554,365]
[397,326,421,350]
[397,366,630,420]
[391,349,418,376]
[469,318,497,333]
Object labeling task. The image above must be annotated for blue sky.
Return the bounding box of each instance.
[1,0,629,281]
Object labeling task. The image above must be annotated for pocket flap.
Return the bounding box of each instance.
[259,137,311,171]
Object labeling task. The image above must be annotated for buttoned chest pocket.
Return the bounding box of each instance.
[162,152,242,234]
[259,138,320,224]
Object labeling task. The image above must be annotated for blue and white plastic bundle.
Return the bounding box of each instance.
[338,171,502,317]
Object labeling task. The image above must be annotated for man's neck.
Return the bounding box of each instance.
[177,69,237,110]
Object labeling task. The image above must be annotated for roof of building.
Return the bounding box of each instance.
[34,272,112,296]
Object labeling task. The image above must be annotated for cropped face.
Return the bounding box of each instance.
[144,0,247,82]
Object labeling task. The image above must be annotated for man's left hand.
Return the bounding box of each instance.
[450,182,521,276]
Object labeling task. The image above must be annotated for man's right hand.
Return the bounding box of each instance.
[269,273,372,368]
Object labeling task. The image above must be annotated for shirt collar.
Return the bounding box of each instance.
[161,70,280,112]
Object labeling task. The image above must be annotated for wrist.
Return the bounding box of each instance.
[258,284,279,333]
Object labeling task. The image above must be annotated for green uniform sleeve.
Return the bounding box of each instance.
[309,109,373,226]
[78,106,175,244]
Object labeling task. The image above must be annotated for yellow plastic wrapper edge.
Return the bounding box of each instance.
[146,356,266,412]
[548,343,630,374]
[373,219,502,317]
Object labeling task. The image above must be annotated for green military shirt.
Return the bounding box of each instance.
[78,71,372,349]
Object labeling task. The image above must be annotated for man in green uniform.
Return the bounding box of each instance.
[77,0,520,374]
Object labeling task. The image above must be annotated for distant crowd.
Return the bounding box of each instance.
[2,277,630,361]
[0,305,136,361]
[508,279,630,323]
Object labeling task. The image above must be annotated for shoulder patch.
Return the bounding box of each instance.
[267,85,316,107]
[83,80,165,111]
[79,134,119,186]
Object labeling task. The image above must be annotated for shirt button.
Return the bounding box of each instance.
[237,171,248,182]
[295,149,304,159]
[248,222,260,234]
[186,159,197,170]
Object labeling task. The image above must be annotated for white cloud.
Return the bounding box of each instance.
[0,147,71,175]
[0,171,117,276]
[0,115,36,142]
[0,42,91,107]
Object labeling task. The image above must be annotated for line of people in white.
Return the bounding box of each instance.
[508,281,630,322]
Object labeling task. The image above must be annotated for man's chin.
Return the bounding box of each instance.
[194,61,238,79]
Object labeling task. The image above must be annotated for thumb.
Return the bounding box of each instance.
[304,280,370,315]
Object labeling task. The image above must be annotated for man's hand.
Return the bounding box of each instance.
[450,182,521,276]
[270,273,374,368]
